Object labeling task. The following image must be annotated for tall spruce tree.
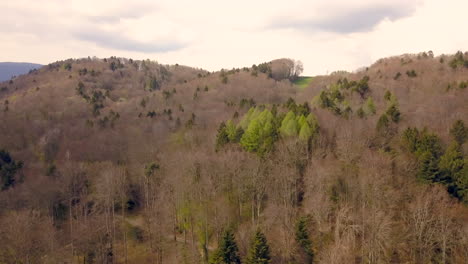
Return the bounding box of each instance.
[295,216,314,263]
[215,122,230,151]
[246,230,271,264]
[210,230,241,264]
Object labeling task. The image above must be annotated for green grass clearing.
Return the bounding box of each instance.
[293,76,314,89]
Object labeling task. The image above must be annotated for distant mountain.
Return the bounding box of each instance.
[0,62,43,81]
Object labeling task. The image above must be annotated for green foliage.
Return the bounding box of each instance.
[246,230,271,264]
[364,97,376,115]
[216,122,230,151]
[256,63,272,78]
[401,127,450,185]
[284,98,310,116]
[225,120,243,143]
[376,114,389,132]
[240,109,276,155]
[210,230,241,264]
[239,98,256,109]
[220,106,318,155]
[450,120,467,145]
[417,151,441,182]
[298,122,313,142]
[384,91,392,101]
[393,72,401,80]
[146,76,160,91]
[279,111,298,137]
[144,162,160,178]
[386,104,401,123]
[402,127,420,153]
[459,81,468,89]
[352,76,370,98]
[0,149,23,190]
[63,62,72,71]
[295,216,314,263]
[449,51,468,69]
[316,90,341,115]
[293,77,314,89]
[439,142,465,184]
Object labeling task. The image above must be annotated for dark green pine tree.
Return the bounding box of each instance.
[439,142,467,200]
[295,216,314,263]
[417,151,441,182]
[210,230,241,264]
[0,149,23,190]
[450,120,467,145]
[215,122,230,152]
[246,230,271,264]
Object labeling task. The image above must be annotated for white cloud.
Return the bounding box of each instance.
[0,0,467,75]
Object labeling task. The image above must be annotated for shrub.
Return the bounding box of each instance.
[450,120,467,145]
[406,70,417,77]
[0,149,23,190]
[376,114,389,132]
[384,90,392,101]
[386,104,401,123]
[364,97,376,115]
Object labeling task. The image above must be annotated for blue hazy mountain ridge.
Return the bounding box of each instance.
[0,62,43,82]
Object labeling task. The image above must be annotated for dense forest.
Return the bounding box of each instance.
[0,52,467,264]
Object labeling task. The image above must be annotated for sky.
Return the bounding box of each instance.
[1,0,467,75]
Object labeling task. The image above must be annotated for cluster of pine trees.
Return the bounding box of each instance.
[402,120,468,201]
[216,99,319,156]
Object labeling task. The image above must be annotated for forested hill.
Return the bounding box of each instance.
[0,52,467,263]
[0,62,43,81]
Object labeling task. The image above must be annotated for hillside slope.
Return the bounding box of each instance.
[0,53,467,263]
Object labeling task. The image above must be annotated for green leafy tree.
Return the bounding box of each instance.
[0,149,23,190]
[246,230,271,264]
[225,120,242,143]
[450,120,467,145]
[306,113,319,133]
[299,122,313,142]
[240,109,276,155]
[210,230,241,264]
[279,111,298,137]
[295,216,314,263]
[241,120,263,153]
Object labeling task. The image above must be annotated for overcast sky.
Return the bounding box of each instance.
[1,0,467,75]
